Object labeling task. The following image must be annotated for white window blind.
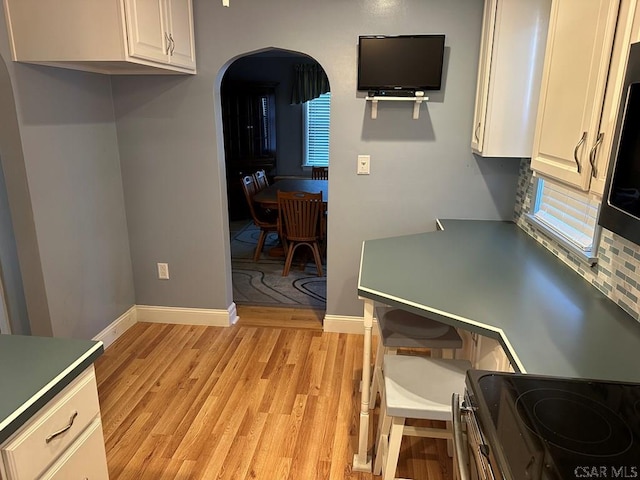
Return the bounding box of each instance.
[303,92,331,167]
[533,178,599,252]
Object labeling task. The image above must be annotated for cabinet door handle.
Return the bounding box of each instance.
[573,131,587,174]
[474,122,481,142]
[45,411,78,443]
[165,32,171,55]
[169,33,175,55]
[589,132,604,178]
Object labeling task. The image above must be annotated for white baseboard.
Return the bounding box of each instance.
[228,302,239,325]
[97,305,369,350]
[93,306,137,349]
[323,314,378,334]
[136,304,235,327]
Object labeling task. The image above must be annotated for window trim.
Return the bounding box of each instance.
[525,176,601,265]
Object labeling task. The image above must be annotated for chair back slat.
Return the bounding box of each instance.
[240,174,277,261]
[241,175,270,227]
[253,169,269,191]
[311,166,328,180]
[277,191,323,241]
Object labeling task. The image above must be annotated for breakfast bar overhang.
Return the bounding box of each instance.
[352,219,640,471]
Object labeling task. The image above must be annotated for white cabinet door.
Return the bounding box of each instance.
[472,0,550,158]
[166,0,196,69]
[124,0,169,64]
[531,0,620,190]
[589,0,639,196]
[470,0,496,154]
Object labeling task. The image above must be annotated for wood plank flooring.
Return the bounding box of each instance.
[95,306,454,479]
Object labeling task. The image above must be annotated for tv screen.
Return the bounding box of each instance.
[357,35,445,94]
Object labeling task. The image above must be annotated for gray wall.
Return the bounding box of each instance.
[0,153,29,335]
[0,4,135,338]
[113,0,522,317]
[0,0,523,330]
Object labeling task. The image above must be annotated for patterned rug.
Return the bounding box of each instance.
[231,221,327,307]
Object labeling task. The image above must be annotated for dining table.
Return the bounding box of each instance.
[252,178,328,209]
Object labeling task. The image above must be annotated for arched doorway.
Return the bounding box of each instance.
[221,48,330,310]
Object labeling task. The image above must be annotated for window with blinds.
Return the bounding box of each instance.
[529,177,600,261]
[303,92,331,167]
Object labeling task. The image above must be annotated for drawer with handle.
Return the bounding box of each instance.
[1,366,101,480]
[41,418,109,480]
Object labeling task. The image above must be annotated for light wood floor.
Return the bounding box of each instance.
[95,306,454,479]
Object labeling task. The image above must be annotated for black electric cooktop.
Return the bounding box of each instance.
[466,370,640,480]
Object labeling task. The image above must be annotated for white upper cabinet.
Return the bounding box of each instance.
[530,0,621,190]
[471,0,551,158]
[124,0,196,70]
[165,0,196,69]
[3,0,196,75]
[589,0,640,195]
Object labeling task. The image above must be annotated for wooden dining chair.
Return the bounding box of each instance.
[311,166,328,180]
[253,169,269,191]
[277,190,324,277]
[240,175,278,261]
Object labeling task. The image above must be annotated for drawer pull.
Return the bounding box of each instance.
[45,411,78,444]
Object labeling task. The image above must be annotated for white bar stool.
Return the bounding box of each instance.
[374,354,471,480]
[370,306,463,408]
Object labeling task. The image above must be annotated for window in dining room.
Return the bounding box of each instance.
[303,92,331,167]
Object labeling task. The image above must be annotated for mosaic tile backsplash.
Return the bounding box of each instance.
[514,159,640,322]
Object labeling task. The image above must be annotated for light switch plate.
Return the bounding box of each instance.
[357,155,370,175]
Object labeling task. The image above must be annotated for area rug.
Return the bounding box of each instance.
[231,221,327,307]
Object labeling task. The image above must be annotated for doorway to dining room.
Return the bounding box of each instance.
[222,48,330,309]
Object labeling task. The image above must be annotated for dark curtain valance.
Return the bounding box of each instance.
[291,63,330,104]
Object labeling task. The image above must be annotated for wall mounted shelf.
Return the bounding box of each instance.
[365,94,429,119]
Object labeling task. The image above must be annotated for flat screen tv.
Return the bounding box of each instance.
[357,34,445,95]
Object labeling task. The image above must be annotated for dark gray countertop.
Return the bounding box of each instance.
[0,335,103,443]
[358,219,640,383]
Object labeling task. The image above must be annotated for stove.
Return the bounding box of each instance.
[465,370,640,480]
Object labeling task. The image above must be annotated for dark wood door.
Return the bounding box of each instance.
[222,83,277,220]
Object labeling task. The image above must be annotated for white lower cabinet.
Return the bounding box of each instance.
[473,334,514,372]
[459,330,513,372]
[0,366,108,480]
[41,419,109,480]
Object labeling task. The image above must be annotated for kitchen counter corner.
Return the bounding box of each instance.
[358,219,640,383]
[0,335,103,443]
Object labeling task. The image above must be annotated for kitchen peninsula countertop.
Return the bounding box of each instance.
[0,334,103,443]
[358,219,640,383]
